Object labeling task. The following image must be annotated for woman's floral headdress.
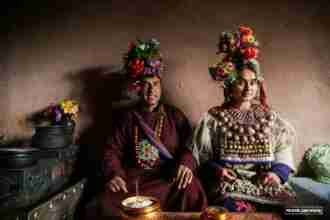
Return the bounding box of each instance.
[210,26,269,108]
[124,39,164,90]
[209,26,261,88]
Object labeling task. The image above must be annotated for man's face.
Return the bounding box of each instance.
[141,76,162,107]
[230,68,258,103]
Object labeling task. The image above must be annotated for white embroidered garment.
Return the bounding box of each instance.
[190,105,297,204]
[191,105,296,171]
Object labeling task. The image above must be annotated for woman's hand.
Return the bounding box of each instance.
[260,172,281,186]
[174,165,193,189]
[217,167,237,182]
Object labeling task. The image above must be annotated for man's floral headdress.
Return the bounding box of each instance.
[209,26,261,88]
[124,38,164,83]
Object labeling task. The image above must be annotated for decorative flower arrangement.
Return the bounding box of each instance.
[124,39,164,88]
[41,100,79,126]
[209,26,261,87]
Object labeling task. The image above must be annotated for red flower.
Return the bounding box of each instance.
[239,26,253,36]
[129,58,145,78]
[243,47,259,60]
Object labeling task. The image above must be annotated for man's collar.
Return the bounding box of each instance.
[138,102,164,114]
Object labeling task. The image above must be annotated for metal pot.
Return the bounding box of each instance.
[120,196,161,220]
[32,124,74,149]
[0,147,40,168]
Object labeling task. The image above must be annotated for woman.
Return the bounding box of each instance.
[191,26,296,212]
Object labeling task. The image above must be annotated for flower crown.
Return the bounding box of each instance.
[209,26,261,88]
[124,39,164,81]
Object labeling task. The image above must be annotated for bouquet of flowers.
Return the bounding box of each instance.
[41,100,79,126]
[124,38,164,80]
[209,26,260,87]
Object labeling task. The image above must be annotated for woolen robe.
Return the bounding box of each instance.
[101,104,207,218]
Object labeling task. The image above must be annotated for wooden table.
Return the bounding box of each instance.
[161,212,282,220]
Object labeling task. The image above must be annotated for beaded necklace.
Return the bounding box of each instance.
[133,105,165,169]
[210,105,276,161]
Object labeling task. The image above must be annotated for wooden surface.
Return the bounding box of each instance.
[161,212,282,220]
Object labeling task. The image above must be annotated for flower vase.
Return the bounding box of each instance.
[32,122,75,149]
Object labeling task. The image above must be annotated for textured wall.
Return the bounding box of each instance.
[1,0,330,165]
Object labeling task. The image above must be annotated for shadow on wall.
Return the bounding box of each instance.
[65,65,137,202]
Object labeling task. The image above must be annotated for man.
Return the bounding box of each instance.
[101,39,207,218]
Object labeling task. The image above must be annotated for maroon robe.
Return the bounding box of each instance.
[100,104,207,218]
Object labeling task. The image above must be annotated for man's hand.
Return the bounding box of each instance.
[217,167,237,182]
[174,165,193,189]
[107,176,128,193]
[260,172,281,186]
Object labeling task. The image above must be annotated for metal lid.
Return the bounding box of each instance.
[0,147,39,156]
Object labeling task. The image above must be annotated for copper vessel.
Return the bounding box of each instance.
[120,196,161,220]
[200,206,228,220]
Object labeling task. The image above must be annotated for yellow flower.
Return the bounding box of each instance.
[60,100,79,115]
[247,35,255,43]
[71,105,79,114]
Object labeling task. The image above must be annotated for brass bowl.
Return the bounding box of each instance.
[201,206,228,220]
[120,196,161,220]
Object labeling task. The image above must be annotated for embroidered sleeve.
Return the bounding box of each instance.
[190,112,216,166]
[272,111,296,172]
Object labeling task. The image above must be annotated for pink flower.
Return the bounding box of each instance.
[149,59,161,68]
[216,67,226,77]
[234,200,255,212]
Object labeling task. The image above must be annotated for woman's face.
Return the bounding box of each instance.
[230,68,258,103]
